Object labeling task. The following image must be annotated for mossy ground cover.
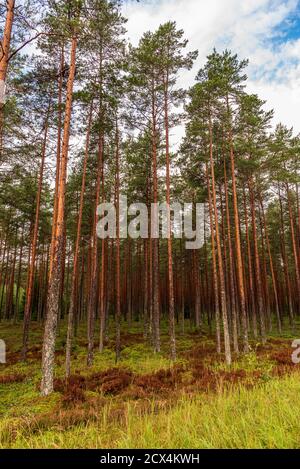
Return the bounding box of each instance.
[0,320,299,448]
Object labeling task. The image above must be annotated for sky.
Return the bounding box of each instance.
[122,0,300,148]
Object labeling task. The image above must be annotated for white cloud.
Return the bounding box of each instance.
[122,0,300,143]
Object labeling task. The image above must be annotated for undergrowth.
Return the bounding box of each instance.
[0,320,299,448]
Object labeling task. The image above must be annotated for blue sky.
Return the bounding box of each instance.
[123,0,300,146]
[273,6,300,42]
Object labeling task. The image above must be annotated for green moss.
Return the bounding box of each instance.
[0,320,299,448]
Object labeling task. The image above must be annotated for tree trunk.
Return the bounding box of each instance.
[151,77,160,353]
[278,185,294,327]
[224,160,239,353]
[206,163,221,354]
[99,152,106,353]
[163,74,176,360]
[14,225,24,324]
[208,114,231,365]
[49,45,64,277]
[227,97,249,352]
[41,35,77,396]
[22,113,49,359]
[0,0,15,156]
[287,183,300,302]
[65,102,93,378]
[248,179,266,342]
[243,188,257,338]
[87,132,103,366]
[259,194,282,333]
[115,121,121,362]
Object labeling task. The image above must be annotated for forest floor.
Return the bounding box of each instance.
[0,321,300,448]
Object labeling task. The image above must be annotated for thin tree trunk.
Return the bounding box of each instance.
[151,76,160,353]
[224,160,239,353]
[87,132,103,366]
[6,232,17,320]
[278,185,294,327]
[22,113,49,359]
[115,121,121,362]
[287,183,300,301]
[208,114,231,365]
[65,102,93,378]
[248,179,266,342]
[49,45,64,278]
[14,225,24,324]
[206,163,221,354]
[227,97,249,352]
[0,0,15,156]
[259,194,282,333]
[99,144,106,352]
[163,73,176,360]
[243,188,257,338]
